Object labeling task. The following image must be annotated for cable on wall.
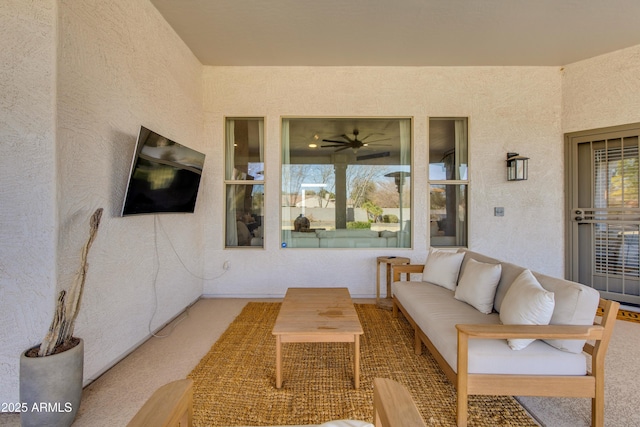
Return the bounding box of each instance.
[147,215,228,338]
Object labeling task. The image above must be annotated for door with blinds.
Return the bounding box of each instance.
[566,123,640,305]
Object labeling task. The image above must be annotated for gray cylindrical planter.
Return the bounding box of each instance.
[20,339,83,427]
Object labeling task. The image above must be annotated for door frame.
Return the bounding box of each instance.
[565,122,640,299]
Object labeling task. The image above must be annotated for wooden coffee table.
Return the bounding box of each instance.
[272,287,364,389]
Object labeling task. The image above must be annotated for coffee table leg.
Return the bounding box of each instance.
[354,334,360,389]
[275,335,282,388]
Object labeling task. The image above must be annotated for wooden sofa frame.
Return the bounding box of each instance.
[392,264,620,427]
[127,378,193,427]
[128,377,427,427]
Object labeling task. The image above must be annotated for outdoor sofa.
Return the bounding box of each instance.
[392,248,620,427]
[289,229,405,248]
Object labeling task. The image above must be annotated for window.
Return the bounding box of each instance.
[281,118,411,248]
[429,118,468,247]
[225,118,264,248]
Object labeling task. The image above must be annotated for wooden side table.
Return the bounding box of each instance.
[376,256,410,310]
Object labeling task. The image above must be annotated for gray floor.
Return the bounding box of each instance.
[2,298,638,426]
[517,318,640,427]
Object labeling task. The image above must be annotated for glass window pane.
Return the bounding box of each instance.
[225,184,264,247]
[225,118,264,181]
[281,118,411,248]
[594,138,639,209]
[430,184,467,247]
[225,117,264,249]
[429,118,468,181]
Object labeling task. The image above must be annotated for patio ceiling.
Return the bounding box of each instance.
[150,0,640,66]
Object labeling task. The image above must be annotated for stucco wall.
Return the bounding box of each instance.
[0,0,58,406]
[201,66,564,298]
[0,0,205,403]
[562,45,640,133]
[56,0,205,389]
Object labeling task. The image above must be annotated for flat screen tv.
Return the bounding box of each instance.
[121,126,205,216]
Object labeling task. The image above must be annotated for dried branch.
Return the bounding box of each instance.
[38,208,103,357]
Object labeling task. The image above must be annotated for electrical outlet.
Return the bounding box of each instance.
[223,261,230,270]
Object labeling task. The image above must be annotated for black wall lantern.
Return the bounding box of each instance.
[506,152,529,181]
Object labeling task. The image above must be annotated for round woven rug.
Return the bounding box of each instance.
[188,302,538,426]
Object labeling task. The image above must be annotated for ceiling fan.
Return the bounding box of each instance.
[321,129,391,153]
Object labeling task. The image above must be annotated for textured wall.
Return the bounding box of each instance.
[0,0,205,402]
[201,66,564,298]
[562,45,640,132]
[0,0,58,406]
[56,0,205,390]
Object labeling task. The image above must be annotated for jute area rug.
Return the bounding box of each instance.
[188,303,538,427]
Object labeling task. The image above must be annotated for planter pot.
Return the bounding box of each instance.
[20,339,83,427]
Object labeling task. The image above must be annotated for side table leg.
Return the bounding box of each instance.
[275,335,282,388]
[376,260,381,303]
[385,263,392,298]
[354,334,360,389]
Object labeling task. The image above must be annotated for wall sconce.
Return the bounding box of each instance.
[506,152,529,181]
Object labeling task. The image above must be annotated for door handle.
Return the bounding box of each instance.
[575,217,584,222]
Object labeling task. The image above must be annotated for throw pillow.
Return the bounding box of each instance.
[422,248,465,291]
[499,269,555,350]
[454,258,502,314]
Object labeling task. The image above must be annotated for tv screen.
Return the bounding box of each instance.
[122,126,205,216]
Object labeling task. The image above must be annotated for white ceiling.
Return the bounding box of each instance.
[150,0,640,66]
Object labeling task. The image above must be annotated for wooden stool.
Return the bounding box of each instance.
[376,256,410,310]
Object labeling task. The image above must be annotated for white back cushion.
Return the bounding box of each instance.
[422,248,464,291]
[454,258,502,314]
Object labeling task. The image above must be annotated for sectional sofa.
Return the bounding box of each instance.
[392,248,620,427]
[288,229,405,248]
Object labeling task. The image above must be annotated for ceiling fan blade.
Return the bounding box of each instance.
[363,137,392,144]
[361,133,385,141]
[341,134,356,143]
[357,151,391,161]
[322,139,349,144]
[334,146,351,152]
[321,144,347,148]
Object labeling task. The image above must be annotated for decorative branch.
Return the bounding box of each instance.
[38,208,103,357]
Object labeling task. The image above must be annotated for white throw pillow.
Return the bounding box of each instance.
[499,269,555,350]
[454,258,502,314]
[422,248,464,291]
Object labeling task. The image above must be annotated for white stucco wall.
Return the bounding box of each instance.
[562,44,640,133]
[0,0,205,403]
[201,66,564,298]
[56,0,205,388]
[0,0,58,406]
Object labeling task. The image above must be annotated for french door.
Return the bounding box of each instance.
[566,123,640,305]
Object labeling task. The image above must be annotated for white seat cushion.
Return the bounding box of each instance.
[394,281,587,375]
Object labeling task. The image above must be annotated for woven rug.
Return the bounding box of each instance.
[188,303,538,426]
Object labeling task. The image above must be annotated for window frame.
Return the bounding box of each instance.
[224,117,265,249]
[280,116,413,249]
[428,117,469,248]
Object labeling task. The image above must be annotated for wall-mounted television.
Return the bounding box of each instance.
[121,126,205,216]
